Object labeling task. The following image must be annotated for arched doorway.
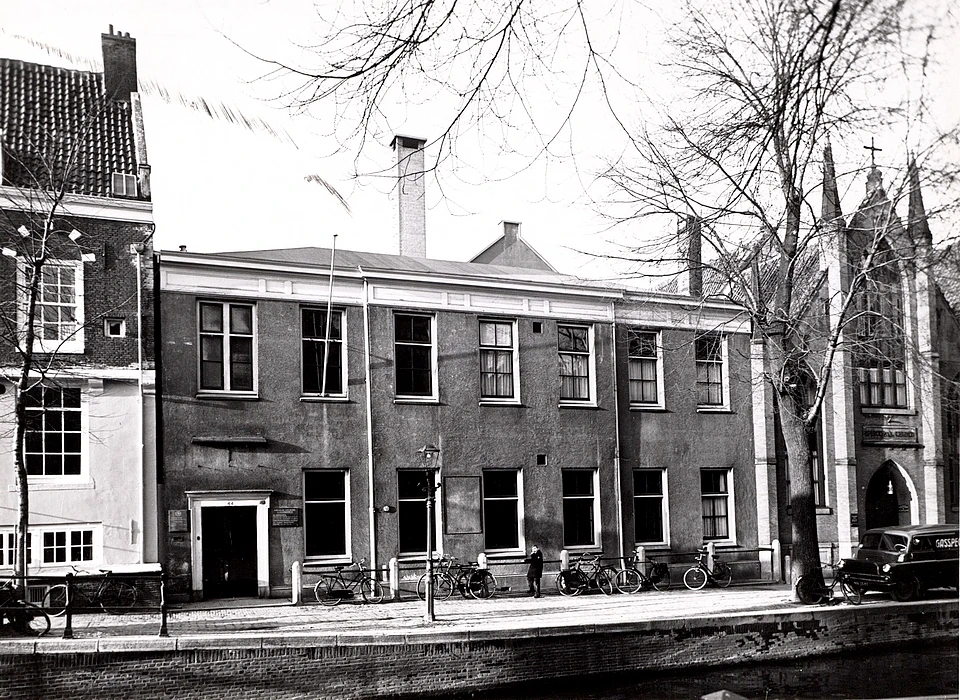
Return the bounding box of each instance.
[865,461,913,530]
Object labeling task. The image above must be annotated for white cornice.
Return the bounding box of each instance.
[0,187,154,224]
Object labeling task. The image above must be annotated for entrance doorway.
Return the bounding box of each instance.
[201,506,258,598]
[865,464,901,530]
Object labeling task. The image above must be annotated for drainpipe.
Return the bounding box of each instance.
[610,316,624,563]
[132,242,146,562]
[359,267,377,572]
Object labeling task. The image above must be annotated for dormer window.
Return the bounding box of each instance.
[111,172,137,198]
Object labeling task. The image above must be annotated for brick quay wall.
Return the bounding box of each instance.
[1,601,956,699]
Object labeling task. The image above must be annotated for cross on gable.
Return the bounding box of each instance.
[864,137,883,166]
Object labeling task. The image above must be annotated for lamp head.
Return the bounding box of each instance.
[417,444,440,470]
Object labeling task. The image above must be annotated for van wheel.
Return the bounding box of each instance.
[891,577,920,602]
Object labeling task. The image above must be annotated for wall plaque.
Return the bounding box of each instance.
[168,509,189,533]
[271,507,302,527]
[862,426,919,446]
[442,476,482,535]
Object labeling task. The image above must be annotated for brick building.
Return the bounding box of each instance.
[157,136,756,600]
[0,29,157,574]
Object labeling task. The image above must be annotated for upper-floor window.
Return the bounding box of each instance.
[633,469,667,544]
[395,314,435,399]
[854,244,907,408]
[23,386,82,477]
[695,332,728,409]
[628,330,663,408]
[302,308,345,397]
[701,469,733,541]
[562,469,597,547]
[483,470,520,551]
[558,324,593,403]
[479,320,517,401]
[111,172,138,198]
[198,301,256,394]
[19,261,85,354]
[304,471,348,559]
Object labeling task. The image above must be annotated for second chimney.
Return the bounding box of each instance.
[392,135,427,258]
[682,215,703,297]
[102,26,138,102]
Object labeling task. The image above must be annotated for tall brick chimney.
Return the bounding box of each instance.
[102,25,137,102]
[392,135,427,258]
[682,215,703,297]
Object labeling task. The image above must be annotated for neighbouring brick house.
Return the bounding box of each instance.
[752,147,960,562]
[0,29,158,576]
[157,136,757,600]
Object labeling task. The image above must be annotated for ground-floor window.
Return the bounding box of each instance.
[304,470,348,558]
[1,527,96,567]
[700,469,731,540]
[633,469,666,544]
[483,470,520,551]
[562,469,597,547]
[398,470,436,555]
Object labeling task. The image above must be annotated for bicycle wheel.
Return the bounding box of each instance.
[795,575,825,604]
[435,573,455,600]
[650,564,671,591]
[42,585,69,617]
[10,602,50,637]
[597,567,618,595]
[360,577,385,604]
[314,576,341,606]
[468,570,497,599]
[839,578,862,605]
[456,572,472,598]
[683,566,708,591]
[714,562,732,588]
[556,570,582,596]
[616,569,642,594]
[99,580,137,614]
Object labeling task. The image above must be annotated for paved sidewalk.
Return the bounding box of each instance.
[37,583,851,639]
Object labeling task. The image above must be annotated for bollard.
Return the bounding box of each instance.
[706,541,716,572]
[635,545,646,575]
[158,571,169,637]
[291,561,302,605]
[784,554,792,584]
[389,557,399,600]
[560,549,569,572]
[62,572,74,639]
[771,539,782,582]
[477,552,488,570]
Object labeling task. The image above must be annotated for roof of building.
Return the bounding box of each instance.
[0,58,138,197]
[934,245,960,312]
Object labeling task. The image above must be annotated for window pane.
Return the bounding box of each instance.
[562,470,593,496]
[200,304,222,332]
[305,471,346,501]
[563,500,594,546]
[558,326,588,352]
[484,471,517,498]
[484,500,519,549]
[398,471,431,499]
[305,502,346,557]
[633,470,662,495]
[230,305,253,334]
[396,346,432,395]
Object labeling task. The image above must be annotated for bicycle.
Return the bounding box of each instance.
[615,554,671,593]
[416,556,498,601]
[556,553,617,596]
[43,566,138,616]
[0,580,50,636]
[796,562,863,605]
[314,559,385,606]
[682,547,732,590]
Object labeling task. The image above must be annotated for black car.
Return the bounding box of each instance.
[838,524,959,602]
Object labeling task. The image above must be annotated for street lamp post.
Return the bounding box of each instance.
[417,444,440,624]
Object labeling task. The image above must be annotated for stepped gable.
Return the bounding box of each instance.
[0,58,137,197]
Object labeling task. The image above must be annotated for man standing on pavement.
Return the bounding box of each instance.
[525,545,543,597]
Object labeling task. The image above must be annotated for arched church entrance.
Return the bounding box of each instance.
[865,461,911,530]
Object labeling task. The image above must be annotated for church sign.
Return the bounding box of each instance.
[862,425,919,446]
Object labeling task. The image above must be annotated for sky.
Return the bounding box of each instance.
[2,0,958,283]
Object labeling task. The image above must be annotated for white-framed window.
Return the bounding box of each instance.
[0,532,31,567]
[558,324,595,404]
[0,527,99,568]
[482,470,521,551]
[561,469,598,547]
[700,469,735,542]
[479,319,518,401]
[633,469,668,545]
[304,471,349,559]
[301,308,345,397]
[695,332,729,409]
[19,260,85,354]
[397,470,437,555]
[198,301,256,394]
[394,313,436,399]
[628,329,664,408]
[104,318,126,338]
[111,172,138,198]
[23,385,83,477]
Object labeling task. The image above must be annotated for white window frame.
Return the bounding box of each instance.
[394,313,438,402]
[111,172,138,198]
[482,469,523,553]
[197,301,258,396]
[695,332,730,411]
[478,318,520,404]
[21,383,89,483]
[17,260,85,354]
[628,329,665,410]
[104,318,126,338]
[0,525,102,569]
[397,470,440,557]
[301,307,347,399]
[303,470,351,562]
[633,468,670,547]
[700,468,737,544]
[561,468,599,549]
[558,324,597,406]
